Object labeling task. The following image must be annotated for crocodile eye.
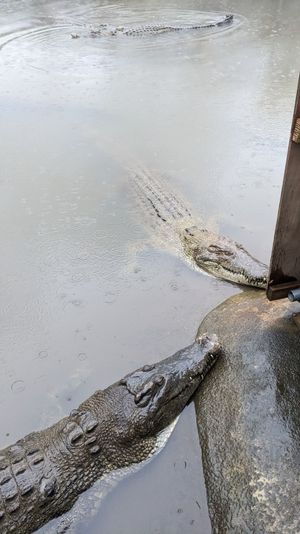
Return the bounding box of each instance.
[135,391,142,403]
[133,376,165,407]
[154,375,165,386]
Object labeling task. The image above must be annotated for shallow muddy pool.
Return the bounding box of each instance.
[0,0,299,532]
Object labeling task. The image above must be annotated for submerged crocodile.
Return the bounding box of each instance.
[71,14,234,38]
[0,334,220,534]
[130,165,268,288]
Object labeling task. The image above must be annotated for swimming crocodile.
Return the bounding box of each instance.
[0,334,220,534]
[71,14,234,39]
[130,165,268,288]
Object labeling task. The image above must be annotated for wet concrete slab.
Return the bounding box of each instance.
[196,290,300,533]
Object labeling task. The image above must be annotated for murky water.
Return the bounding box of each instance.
[0,0,299,532]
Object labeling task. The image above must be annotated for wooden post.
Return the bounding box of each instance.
[267,75,300,300]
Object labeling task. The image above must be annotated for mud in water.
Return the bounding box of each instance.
[0,0,299,533]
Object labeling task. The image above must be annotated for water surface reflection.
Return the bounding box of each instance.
[0,0,299,532]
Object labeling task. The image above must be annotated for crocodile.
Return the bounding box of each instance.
[71,14,234,39]
[130,165,268,288]
[182,225,268,288]
[0,334,220,534]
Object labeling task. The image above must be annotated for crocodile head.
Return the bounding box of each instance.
[181,226,268,289]
[99,334,220,464]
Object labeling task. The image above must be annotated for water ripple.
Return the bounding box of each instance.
[0,7,243,74]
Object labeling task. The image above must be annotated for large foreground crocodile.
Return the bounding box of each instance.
[130,165,268,288]
[72,14,234,38]
[0,334,220,534]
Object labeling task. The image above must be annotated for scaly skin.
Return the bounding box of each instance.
[85,14,234,38]
[130,165,268,289]
[122,14,234,35]
[181,226,268,288]
[0,335,220,534]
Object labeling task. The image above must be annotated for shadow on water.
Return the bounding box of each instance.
[0,0,300,532]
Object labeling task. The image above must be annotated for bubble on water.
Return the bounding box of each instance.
[70,299,83,307]
[11,380,25,393]
[38,350,48,359]
[104,291,116,303]
[72,272,85,282]
[78,352,87,361]
[170,280,178,291]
